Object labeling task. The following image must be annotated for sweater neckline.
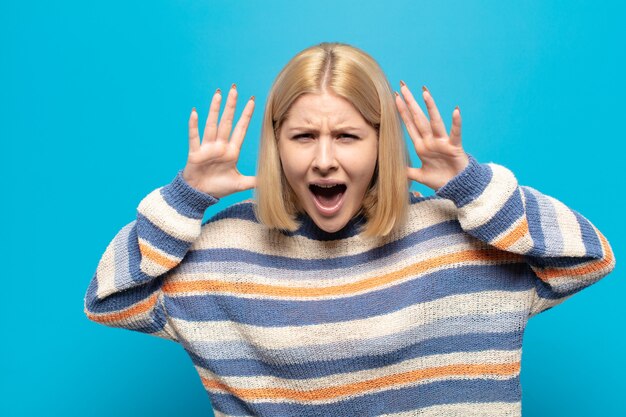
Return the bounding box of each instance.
[282,211,367,241]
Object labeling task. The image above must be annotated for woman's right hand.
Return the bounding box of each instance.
[182,84,257,199]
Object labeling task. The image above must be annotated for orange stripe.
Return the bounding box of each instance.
[86,292,159,323]
[200,362,520,401]
[163,248,524,297]
[534,228,615,281]
[139,240,179,270]
[493,217,528,250]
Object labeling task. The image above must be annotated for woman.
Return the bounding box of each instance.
[84,42,616,416]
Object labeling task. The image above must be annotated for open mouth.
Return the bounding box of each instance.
[309,183,347,210]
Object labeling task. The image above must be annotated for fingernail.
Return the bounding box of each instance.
[400,80,406,87]
[250,95,255,101]
[455,105,460,112]
[192,107,196,113]
[422,85,429,93]
[216,88,221,95]
[231,83,237,90]
[394,91,399,97]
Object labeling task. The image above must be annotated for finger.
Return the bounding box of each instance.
[394,92,425,153]
[422,87,447,138]
[230,96,256,151]
[203,88,222,143]
[449,106,462,146]
[216,83,238,142]
[400,81,432,138]
[188,107,200,152]
[237,175,257,191]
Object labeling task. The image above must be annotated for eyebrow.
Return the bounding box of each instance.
[287,126,364,134]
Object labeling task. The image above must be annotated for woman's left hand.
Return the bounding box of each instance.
[394,81,469,191]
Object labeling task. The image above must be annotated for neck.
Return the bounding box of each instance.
[282,211,367,241]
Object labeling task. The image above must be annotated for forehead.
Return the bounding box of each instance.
[284,93,366,126]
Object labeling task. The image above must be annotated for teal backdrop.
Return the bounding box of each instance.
[3,0,624,415]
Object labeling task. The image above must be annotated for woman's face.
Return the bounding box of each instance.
[277,92,378,233]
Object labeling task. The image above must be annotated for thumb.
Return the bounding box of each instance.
[407,167,425,184]
[237,175,257,191]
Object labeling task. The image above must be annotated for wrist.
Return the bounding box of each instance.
[161,170,219,218]
[435,153,491,207]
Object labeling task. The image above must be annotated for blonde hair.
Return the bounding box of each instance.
[254,42,410,238]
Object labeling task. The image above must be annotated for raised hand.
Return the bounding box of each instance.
[394,81,470,191]
[183,84,257,198]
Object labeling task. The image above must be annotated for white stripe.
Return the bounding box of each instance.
[138,187,201,242]
[173,232,474,285]
[380,401,521,417]
[193,198,459,258]
[113,222,134,290]
[546,194,586,257]
[212,410,249,417]
[523,186,564,255]
[457,164,517,230]
[210,402,521,417]
[95,226,124,299]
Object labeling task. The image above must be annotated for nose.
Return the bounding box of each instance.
[312,137,338,173]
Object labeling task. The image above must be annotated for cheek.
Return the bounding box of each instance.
[279,154,306,186]
[345,147,378,181]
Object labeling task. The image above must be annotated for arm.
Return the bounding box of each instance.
[85,85,257,340]
[435,153,616,317]
[83,170,218,341]
[393,83,615,317]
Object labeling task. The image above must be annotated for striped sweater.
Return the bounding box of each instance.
[84,153,616,417]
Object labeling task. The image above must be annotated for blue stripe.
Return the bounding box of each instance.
[470,187,523,242]
[435,154,493,208]
[204,201,258,225]
[187,310,526,364]
[85,272,169,336]
[532,273,597,300]
[521,186,546,252]
[186,329,522,379]
[165,262,534,324]
[519,186,594,269]
[524,187,564,257]
[136,212,191,258]
[85,270,164,314]
[185,220,464,270]
[113,222,134,290]
[160,169,218,219]
[210,376,521,416]
[127,221,168,285]
[526,254,597,270]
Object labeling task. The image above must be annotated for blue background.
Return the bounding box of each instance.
[2,0,624,415]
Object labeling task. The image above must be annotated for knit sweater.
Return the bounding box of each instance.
[84,153,615,417]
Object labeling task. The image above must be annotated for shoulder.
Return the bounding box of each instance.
[402,190,459,232]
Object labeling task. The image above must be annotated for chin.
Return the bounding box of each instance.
[306,206,354,233]
[314,218,347,233]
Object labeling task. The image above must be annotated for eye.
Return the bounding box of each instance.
[338,133,359,141]
[292,133,314,140]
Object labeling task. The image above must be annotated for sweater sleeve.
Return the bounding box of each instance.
[435,153,616,318]
[83,169,219,341]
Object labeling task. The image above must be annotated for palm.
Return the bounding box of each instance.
[183,85,256,198]
[395,83,469,191]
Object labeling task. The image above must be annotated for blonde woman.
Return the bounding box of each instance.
[84,42,615,416]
